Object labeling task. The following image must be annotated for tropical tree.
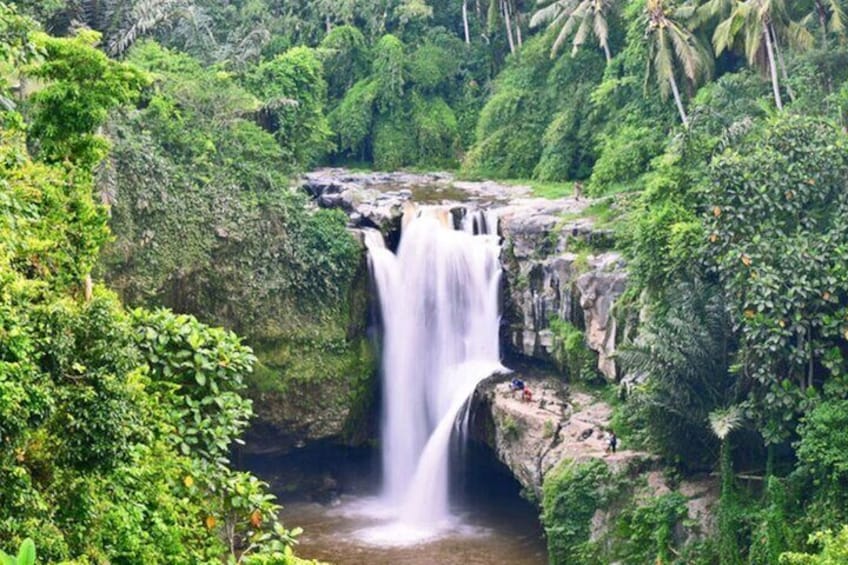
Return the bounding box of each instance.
[618,280,735,467]
[710,405,745,565]
[530,0,617,62]
[712,0,813,110]
[644,0,713,126]
[488,0,524,53]
[810,0,847,48]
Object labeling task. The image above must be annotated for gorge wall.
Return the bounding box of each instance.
[101,166,631,458]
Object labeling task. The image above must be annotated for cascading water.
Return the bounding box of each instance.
[363,205,506,540]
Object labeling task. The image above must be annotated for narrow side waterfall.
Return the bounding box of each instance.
[364,207,505,535]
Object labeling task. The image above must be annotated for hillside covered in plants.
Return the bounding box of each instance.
[2,0,848,563]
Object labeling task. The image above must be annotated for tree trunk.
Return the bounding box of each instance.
[770,24,795,102]
[463,0,471,44]
[669,75,689,127]
[603,42,611,63]
[84,275,93,302]
[502,0,516,54]
[515,9,523,47]
[817,0,829,48]
[763,26,784,110]
[808,325,815,391]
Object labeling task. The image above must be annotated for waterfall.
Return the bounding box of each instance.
[364,207,505,532]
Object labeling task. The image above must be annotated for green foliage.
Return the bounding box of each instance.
[373,34,406,113]
[246,46,333,168]
[612,492,689,564]
[464,36,556,179]
[780,526,848,564]
[373,111,418,169]
[588,124,664,195]
[411,93,459,166]
[408,42,458,91]
[500,414,521,441]
[791,399,848,531]
[0,24,306,562]
[318,25,369,101]
[542,459,615,565]
[796,399,848,488]
[26,29,148,168]
[465,35,610,182]
[749,477,792,565]
[329,78,377,156]
[549,317,597,381]
[705,115,848,443]
[101,41,360,340]
[0,539,35,565]
[618,281,734,468]
[133,309,255,461]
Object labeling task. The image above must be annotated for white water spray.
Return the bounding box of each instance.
[364,207,505,536]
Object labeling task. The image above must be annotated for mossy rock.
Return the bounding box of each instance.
[244,333,377,454]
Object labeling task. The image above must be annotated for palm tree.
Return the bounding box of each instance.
[644,0,713,126]
[530,0,616,62]
[488,0,521,53]
[811,0,847,47]
[107,0,191,56]
[617,281,734,467]
[712,0,813,110]
[709,406,744,565]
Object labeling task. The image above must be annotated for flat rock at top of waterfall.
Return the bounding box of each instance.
[301,168,596,233]
[473,375,654,499]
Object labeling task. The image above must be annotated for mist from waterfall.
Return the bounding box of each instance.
[364,206,505,536]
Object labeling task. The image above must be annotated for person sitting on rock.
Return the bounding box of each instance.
[510,378,525,396]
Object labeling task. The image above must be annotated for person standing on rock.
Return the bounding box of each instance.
[606,431,618,454]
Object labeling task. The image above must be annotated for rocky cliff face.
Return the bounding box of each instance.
[302,169,629,381]
[469,372,718,550]
[497,200,627,380]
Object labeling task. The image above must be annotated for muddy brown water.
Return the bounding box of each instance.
[247,444,548,565]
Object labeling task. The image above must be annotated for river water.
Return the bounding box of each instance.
[249,444,548,565]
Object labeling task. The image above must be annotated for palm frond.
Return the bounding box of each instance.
[108,0,188,56]
[709,406,743,440]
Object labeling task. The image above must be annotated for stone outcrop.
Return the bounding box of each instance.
[470,375,650,499]
[470,373,718,544]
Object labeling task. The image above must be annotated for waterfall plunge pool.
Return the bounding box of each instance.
[244,442,547,565]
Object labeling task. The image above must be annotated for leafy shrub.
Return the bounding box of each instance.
[408,42,458,91]
[246,46,334,168]
[318,25,370,101]
[588,125,664,195]
[549,317,597,381]
[329,79,377,157]
[780,526,848,564]
[0,539,35,565]
[373,34,405,112]
[542,459,615,565]
[373,112,417,169]
[612,492,689,564]
[411,93,459,166]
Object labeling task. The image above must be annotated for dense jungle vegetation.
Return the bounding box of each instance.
[2,0,848,563]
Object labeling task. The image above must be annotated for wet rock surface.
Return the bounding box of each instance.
[302,168,629,380]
